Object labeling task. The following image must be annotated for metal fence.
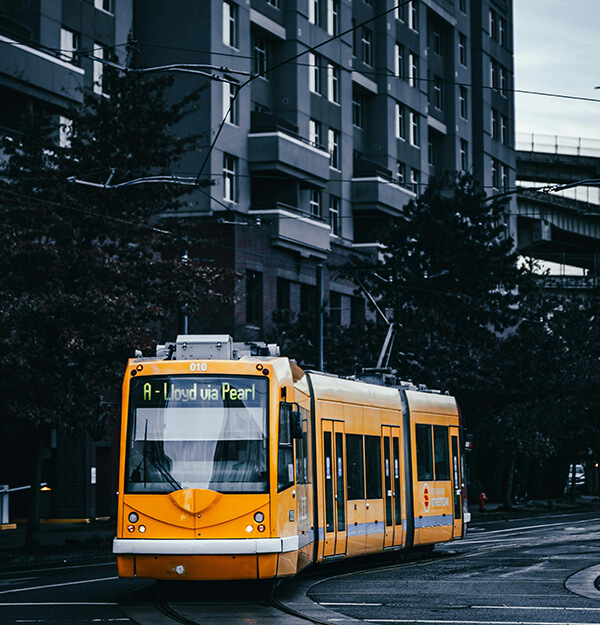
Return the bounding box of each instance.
[517,132,600,158]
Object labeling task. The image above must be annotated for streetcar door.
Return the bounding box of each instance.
[382,426,403,548]
[450,429,463,538]
[322,420,347,557]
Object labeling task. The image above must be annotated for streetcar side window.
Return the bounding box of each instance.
[416,424,433,481]
[365,435,383,499]
[433,425,450,480]
[278,403,294,491]
[346,434,365,499]
[295,407,311,485]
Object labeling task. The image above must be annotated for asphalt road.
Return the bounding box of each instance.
[0,509,599,624]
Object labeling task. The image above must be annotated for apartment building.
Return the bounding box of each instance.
[135,0,516,340]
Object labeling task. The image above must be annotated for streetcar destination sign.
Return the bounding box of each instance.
[137,378,261,404]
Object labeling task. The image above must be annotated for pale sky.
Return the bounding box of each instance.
[514,0,600,143]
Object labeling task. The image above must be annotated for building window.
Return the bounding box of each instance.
[501,115,508,145]
[492,158,500,189]
[433,76,443,109]
[397,161,405,185]
[352,90,364,128]
[253,36,268,77]
[409,110,419,147]
[460,139,468,172]
[329,195,340,236]
[491,108,499,140]
[459,33,467,66]
[490,60,498,90]
[223,80,238,125]
[362,27,373,66]
[328,128,340,169]
[93,43,106,95]
[327,63,339,103]
[489,8,497,40]
[277,278,291,311]
[309,0,320,25]
[59,116,72,148]
[246,270,263,326]
[309,118,322,148]
[60,28,79,63]
[309,189,321,217]
[327,0,339,36]
[395,102,405,139]
[409,53,418,87]
[223,1,238,48]
[432,29,442,56]
[351,297,365,324]
[301,284,317,313]
[394,43,403,77]
[410,168,420,194]
[459,86,468,119]
[408,0,418,32]
[94,0,113,12]
[223,153,237,202]
[499,17,507,47]
[459,0,466,13]
[501,163,509,190]
[309,53,322,94]
[267,0,280,7]
[500,66,508,96]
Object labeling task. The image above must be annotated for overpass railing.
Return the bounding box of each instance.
[517,132,600,158]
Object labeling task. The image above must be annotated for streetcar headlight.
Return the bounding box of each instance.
[127,525,135,533]
[254,512,264,523]
[138,525,146,534]
[128,512,139,523]
[257,524,265,532]
[245,524,254,533]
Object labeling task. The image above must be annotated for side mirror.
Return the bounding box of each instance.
[291,408,303,440]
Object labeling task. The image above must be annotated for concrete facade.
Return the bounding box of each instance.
[133,0,516,340]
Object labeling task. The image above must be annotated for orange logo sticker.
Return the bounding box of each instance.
[423,483,431,513]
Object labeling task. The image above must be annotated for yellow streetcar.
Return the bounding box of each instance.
[113,335,470,580]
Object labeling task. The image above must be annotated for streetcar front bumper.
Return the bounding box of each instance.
[113,535,299,555]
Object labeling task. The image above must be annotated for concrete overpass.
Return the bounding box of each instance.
[515,133,600,271]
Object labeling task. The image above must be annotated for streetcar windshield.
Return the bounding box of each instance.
[125,376,269,493]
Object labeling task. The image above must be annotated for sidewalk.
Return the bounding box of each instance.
[0,518,116,571]
[469,494,600,521]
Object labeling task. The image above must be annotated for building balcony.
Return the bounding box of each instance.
[0,34,84,107]
[247,112,330,185]
[351,160,415,216]
[250,202,331,259]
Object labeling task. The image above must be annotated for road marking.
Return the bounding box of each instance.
[566,563,600,599]
[466,519,589,539]
[0,562,115,577]
[0,602,118,606]
[473,606,600,611]
[365,618,600,625]
[0,577,40,586]
[322,602,383,606]
[0,576,119,595]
